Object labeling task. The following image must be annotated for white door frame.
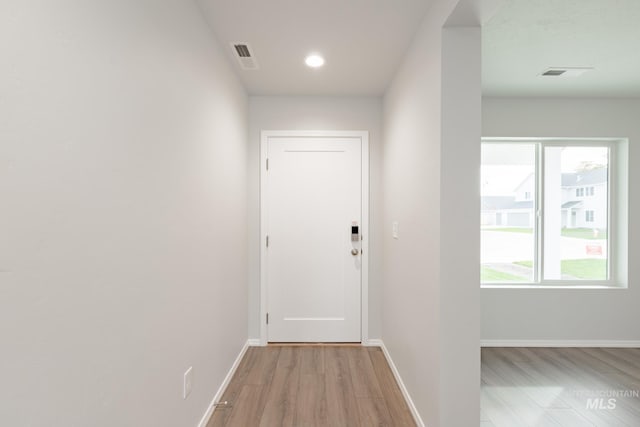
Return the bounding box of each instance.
[260,130,369,346]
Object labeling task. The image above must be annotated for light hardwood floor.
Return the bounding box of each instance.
[207,345,416,427]
[482,347,640,427]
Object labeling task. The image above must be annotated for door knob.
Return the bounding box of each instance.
[351,249,359,256]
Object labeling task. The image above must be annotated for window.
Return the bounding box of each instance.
[481,140,620,286]
[586,210,594,222]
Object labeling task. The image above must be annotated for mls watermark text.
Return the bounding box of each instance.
[573,389,640,410]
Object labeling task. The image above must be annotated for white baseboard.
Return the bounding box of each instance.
[375,340,425,427]
[197,340,250,427]
[364,338,383,347]
[247,338,261,346]
[481,339,640,348]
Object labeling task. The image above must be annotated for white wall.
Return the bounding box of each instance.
[0,1,248,426]
[382,0,482,425]
[384,17,445,424]
[248,96,383,340]
[439,25,482,427]
[482,97,640,343]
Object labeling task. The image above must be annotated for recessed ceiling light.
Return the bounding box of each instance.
[305,54,325,68]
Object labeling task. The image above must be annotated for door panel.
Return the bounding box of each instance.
[266,137,362,342]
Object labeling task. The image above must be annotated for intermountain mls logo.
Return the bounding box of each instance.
[574,389,640,410]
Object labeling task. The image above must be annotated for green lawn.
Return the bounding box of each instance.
[513,259,606,280]
[561,228,607,240]
[481,266,526,282]
[514,260,533,268]
[562,259,607,280]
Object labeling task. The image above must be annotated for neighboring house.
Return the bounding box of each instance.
[561,168,608,229]
[482,168,608,229]
[481,196,534,227]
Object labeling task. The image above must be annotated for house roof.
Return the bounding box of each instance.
[513,172,534,193]
[562,201,583,209]
[512,201,534,209]
[482,196,514,210]
[482,196,533,212]
[562,168,607,187]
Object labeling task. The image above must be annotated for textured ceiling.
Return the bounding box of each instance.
[483,0,640,97]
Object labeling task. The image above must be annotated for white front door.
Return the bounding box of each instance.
[263,134,364,342]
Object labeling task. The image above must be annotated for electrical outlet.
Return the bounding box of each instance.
[183,366,193,400]
[392,221,399,239]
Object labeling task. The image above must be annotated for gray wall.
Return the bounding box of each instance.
[248,96,383,340]
[0,1,249,426]
[382,0,482,425]
[482,97,640,343]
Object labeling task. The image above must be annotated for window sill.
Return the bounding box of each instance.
[481,283,627,290]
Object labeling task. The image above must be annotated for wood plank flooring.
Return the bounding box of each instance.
[481,347,640,427]
[208,345,416,427]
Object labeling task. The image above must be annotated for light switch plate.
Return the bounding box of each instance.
[392,221,399,239]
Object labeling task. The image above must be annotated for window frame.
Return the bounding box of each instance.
[481,138,624,288]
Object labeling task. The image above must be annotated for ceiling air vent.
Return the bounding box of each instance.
[540,67,593,77]
[542,69,566,76]
[231,43,259,70]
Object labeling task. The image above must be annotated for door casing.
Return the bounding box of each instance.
[260,130,369,346]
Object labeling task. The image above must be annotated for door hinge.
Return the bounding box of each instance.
[266,313,269,324]
[266,235,269,247]
[266,158,269,171]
